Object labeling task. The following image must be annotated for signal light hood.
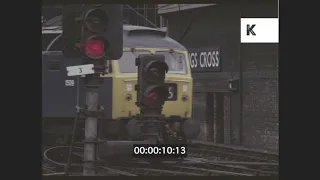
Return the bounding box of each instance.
[84,8,109,33]
[144,60,168,73]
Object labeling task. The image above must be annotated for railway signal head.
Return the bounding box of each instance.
[136,54,169,109]
[61,5,81,58]
[81,4,123,60]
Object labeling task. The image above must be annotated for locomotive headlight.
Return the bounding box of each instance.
[126,83,133,92]
[182,84,188,93]
[125,94,132,101]
[182,95,188,102]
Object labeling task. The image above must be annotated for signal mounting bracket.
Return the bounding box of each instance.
[76,105,105,119]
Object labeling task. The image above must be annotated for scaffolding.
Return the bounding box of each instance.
[124,4,167,28]
[42,4,167,28]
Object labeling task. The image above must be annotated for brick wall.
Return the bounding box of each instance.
[241,44,279,151]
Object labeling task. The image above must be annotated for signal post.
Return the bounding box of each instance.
[62,4,123,175]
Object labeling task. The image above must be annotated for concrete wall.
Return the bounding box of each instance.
[162,3,278,151]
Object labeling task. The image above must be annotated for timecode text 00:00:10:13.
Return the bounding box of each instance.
[132,144,187,158]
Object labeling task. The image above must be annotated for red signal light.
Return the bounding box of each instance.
[146,92,158,101]
[85,39,105,58]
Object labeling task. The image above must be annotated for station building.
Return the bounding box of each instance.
[158,2,278,151]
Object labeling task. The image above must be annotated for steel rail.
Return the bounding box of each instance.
[188,147,277,162]
[184,157,278,176]
[189,141,278,162]
[109,166,204,176]
[99,166,138,176]
[173,166,253,176]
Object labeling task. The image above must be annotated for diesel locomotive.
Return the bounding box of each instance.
[42,25,200,151]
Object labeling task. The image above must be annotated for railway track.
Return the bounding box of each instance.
[184,157,278,176]
[188,140,279,162]
[42,163,277,176]
[42,164,57,174]
[102,157,278,176]
[42,144,279,176]
[105,166,203,176]
[103,160,253,176]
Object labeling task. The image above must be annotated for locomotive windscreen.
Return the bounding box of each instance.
[156,51,187,74]
[119,50,187,74]
[42,33,63,51]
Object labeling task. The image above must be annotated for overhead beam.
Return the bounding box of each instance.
[157,4,216,15]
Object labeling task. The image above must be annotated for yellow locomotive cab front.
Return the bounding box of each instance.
[109,47,199,140]
[112,48,192,118]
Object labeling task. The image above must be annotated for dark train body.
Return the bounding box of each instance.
[42,25,200,148]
